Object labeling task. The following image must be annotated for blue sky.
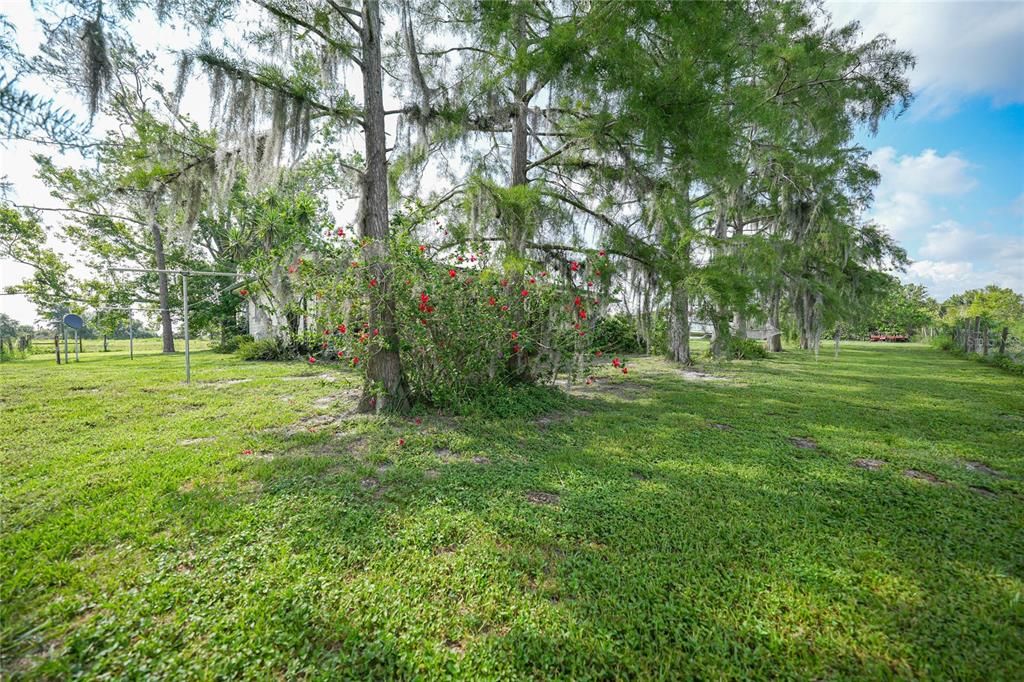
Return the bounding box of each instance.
[830,1,1024,300]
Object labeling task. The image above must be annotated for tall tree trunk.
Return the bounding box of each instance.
[766,290,782,352]
[358,0,409,413]
[506,56,533,381]
[149,204,176,353]
[667,281,691,365]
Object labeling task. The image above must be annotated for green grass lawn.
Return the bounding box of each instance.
[2,342,1022,679]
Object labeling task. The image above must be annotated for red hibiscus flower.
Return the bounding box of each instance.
[449,269,457,278]
[622,366,628,374]
[501,279,509,287]
[398,438,405,446]
[512,344,520,353]
[529,277,536,284]
[612,357,621,368]
[352,357,360,366]
[369,278,378,287]
[587,281,593,288]
[239,289,249,297]
[541,271,548,277]
[511,331,519,340]
[501,305,509,312]
[488,296,496,306]
[574,295,581,307]
[421,292,430,303]
[242,448,254,456]
[338,324,347,334]
[419,244,426,252]
[521,289,529,297]
[599,250,606,257]
[308,356,316,364]
[337,350,345,358]
[595,350,603,357]
[415,417,422,425]
[570,261,580,271]
[579,309,587,319]
[337,227,345,236]
[373,328,379,336]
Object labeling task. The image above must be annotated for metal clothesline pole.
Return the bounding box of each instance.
[108,267,249,384]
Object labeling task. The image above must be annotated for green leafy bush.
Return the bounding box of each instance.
[591,315,645,354]
[215,334,253,354]
[295,224,616,410]
[236,337,294,361]
[706,336,768,360]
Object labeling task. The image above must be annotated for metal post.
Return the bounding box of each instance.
[63,326,68,364]
[182,273,190,384]
[129,307,134,360]
[74,330,79,361]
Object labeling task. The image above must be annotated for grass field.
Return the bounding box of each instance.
[1,342,1022,679]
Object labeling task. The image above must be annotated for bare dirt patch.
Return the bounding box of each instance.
[680,370,730,382]
[444,639,465,656]
[435,447,457,463]
[788,437,818,450]
[970,485,997,498]
[963,461,1005,477]
[360,477,379,490]
[852,458,886,471]
[178,437,215,446]
[471,456,491,465]
[281,373,338,383]
[313,389,360,409]
[200,378,251,388]
[709,422,734,431]
[903,469,943,485]
[525,491,560,506]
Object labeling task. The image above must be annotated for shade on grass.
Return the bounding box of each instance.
[1,342,1021,678]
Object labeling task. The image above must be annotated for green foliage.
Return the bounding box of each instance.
[236,337,296,361]
[590,315,645,354]
[214,333,252,354]
[705,336,768,360]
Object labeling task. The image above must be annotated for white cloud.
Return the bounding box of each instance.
[868,147,976,236]
[826,1,1024,116]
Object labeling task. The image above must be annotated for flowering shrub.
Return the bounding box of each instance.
[296,222,616,409]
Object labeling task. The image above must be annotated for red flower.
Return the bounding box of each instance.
[352,357,360,366]
[337,350,345,358]
[321,341,327,349]
[574,296,582,307]
[622,366,628,374]
[587,281,593,288]
[570,261,580,272]
[415,417,423,425]
[521,289,529,297]
[595,350,603,357]
[612,357,621,368]
[488,296,496,306]
[596,270,602,276]
[470,255,477,262]
[398,438,406,446]
[579,309,587,319]
[239,289,249,297]
[373,328,379,336]
[586,378,593,385]
[419,244,426,252]
[457,255,464,262]
[501,305,509,312]
[449,269,457,278]
[421,292,430,303]
[599,250,606,257]
[308,356,316,364]
[541,271,548,277]
[338,324,347,334]
[501,279,509,287]
[512,344,520,353]
[426,305,434,313]
[323,329,330,336]
[287,265,296,274]
[242,448,254,456]
[529,277,536,284]
[420,318,428,325]
[511,331,519,340]
[369,278,378,287]
[337,227,345,236]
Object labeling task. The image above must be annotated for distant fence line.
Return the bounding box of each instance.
[952,317,1021,361]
